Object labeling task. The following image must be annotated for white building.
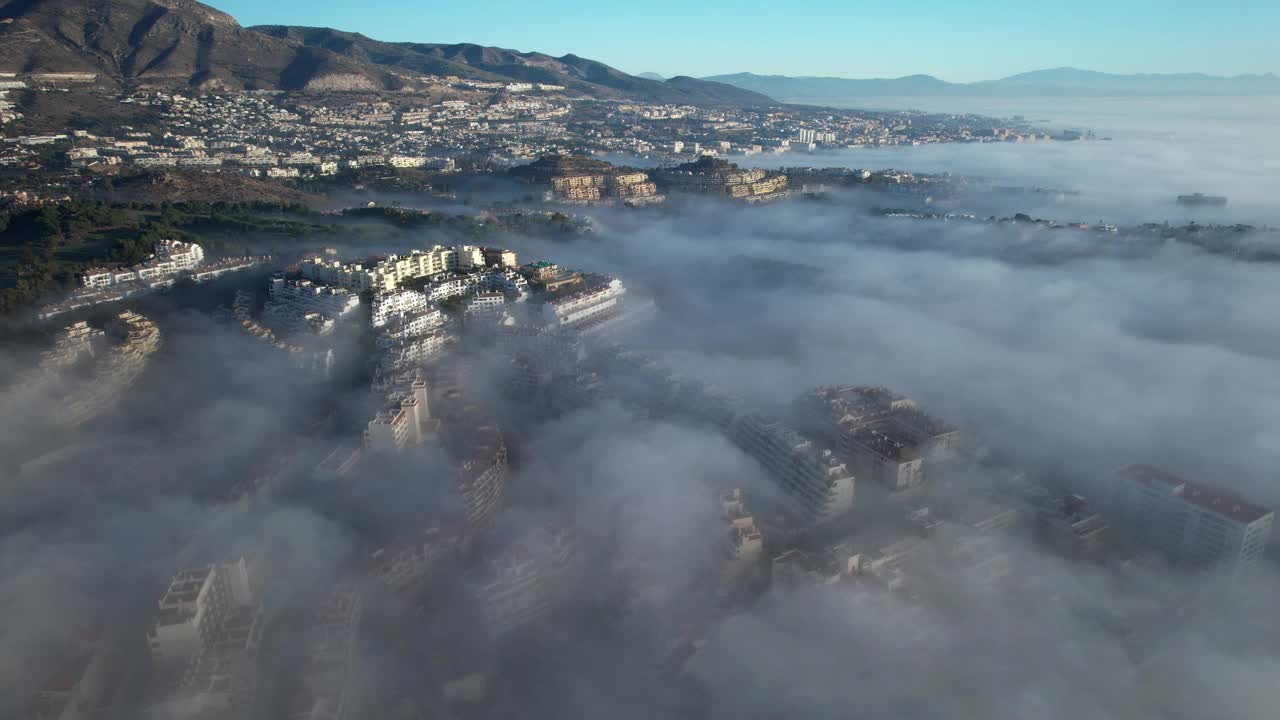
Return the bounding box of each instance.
[81,240,204,288]
[377,330,453,375]
[481,268,528,296]
[425,272,481,302]
[300,245,495,294]
[539,277,625,327]
[265,277,360,336]
[365,379,436,452]
[1111,464,1273,586]
[721,489,764,587]
[371,288,432,327]
[730,414,855,525]
[145,559,263,718]
[288,587,363,720]
[466,291,506,315]
[378,307,447,347]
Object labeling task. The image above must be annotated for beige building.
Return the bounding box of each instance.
[364,379,436,452]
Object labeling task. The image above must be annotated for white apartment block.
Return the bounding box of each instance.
[145,559,262,717]
[288,587,362,720]
[1112,464,1274,586]
[266,277,360,325]
[377,307,447,347]
[378,329,453,373]
[476,525,576,637]
[425,272,481,302]
[300,245,492,294]
[371,288,432,327]
[539,277,625,327]
[368,528,467,600]
[730,414,855,525]
[797,386,959,494]
[721,489,764,587]
[364,379,435,452]
[81,240,204,288]
[481,268,528,295]
[466,291,506,315]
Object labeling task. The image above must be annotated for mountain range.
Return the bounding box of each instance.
[0,0,773,105]
[703,68,1280,103]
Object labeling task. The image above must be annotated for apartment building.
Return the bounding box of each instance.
[264,277,360,336]
[144,559,263,719]
[1110,464,1273,585]
[364,379,436,452]
[301,245,504,294]
[370,288,432,327]
[288,587,363,720]
[475,525,578,638]
[730,414,855,525]
[1037,493,1108,561]
[538,277,626,327]
[720,489,764,588]
[81,240,205,288]
[797,386,959,496]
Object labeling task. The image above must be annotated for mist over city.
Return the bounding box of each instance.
[1,1,1279,719]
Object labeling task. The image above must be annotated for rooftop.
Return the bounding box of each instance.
[1117,464,1271,524]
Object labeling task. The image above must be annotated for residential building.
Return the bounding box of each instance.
[729,414,855,525]
[537,276,626,328]
[721,489,764,588]
[264,277,360,336]
[288,587,363,720]
[371,288,432,328]
[144,559,263,719]
[1110,464,1273,585]
[465,291,506,316]
[81,240,205,288]
[1037,493,1108,561]
[364,379,437,452]
[474,525,578,637]
[796,386,959,496]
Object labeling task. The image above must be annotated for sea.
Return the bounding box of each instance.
[736,95,1280,226]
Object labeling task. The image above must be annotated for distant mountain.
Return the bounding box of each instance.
[981,67,1280,95]
[704,68,1280,103]
[254,26,774,106]
[637,72,666,81]
[0,0,775,105]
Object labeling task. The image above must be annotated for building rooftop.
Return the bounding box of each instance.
[1117,464,1271,523]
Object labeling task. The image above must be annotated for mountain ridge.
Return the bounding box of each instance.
[0,0,774,105]
[250,27,774,105]
[704,68,1280,101]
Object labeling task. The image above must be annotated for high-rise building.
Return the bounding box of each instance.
[721,489,764,588]
[144,559,263,718]
[795,386,958,497]
[1037,493,1108,561]
[364,379,436,452]
[1111,464,1273,585]
[730,414,855,525]
[288,586,363,720]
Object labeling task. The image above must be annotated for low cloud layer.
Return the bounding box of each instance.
[1,135,1278,718]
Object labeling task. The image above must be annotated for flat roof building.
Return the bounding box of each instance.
[1111,464,1273,586]
[730,414,855,525]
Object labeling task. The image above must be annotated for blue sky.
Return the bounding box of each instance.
[214,0,1279,82]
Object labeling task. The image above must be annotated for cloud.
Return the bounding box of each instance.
[2,136,1279,718]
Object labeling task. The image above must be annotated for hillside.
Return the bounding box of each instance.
[251,25,775,106]
[0,0,774,104]
[0,0,395,90]
[705,68,1280,103]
